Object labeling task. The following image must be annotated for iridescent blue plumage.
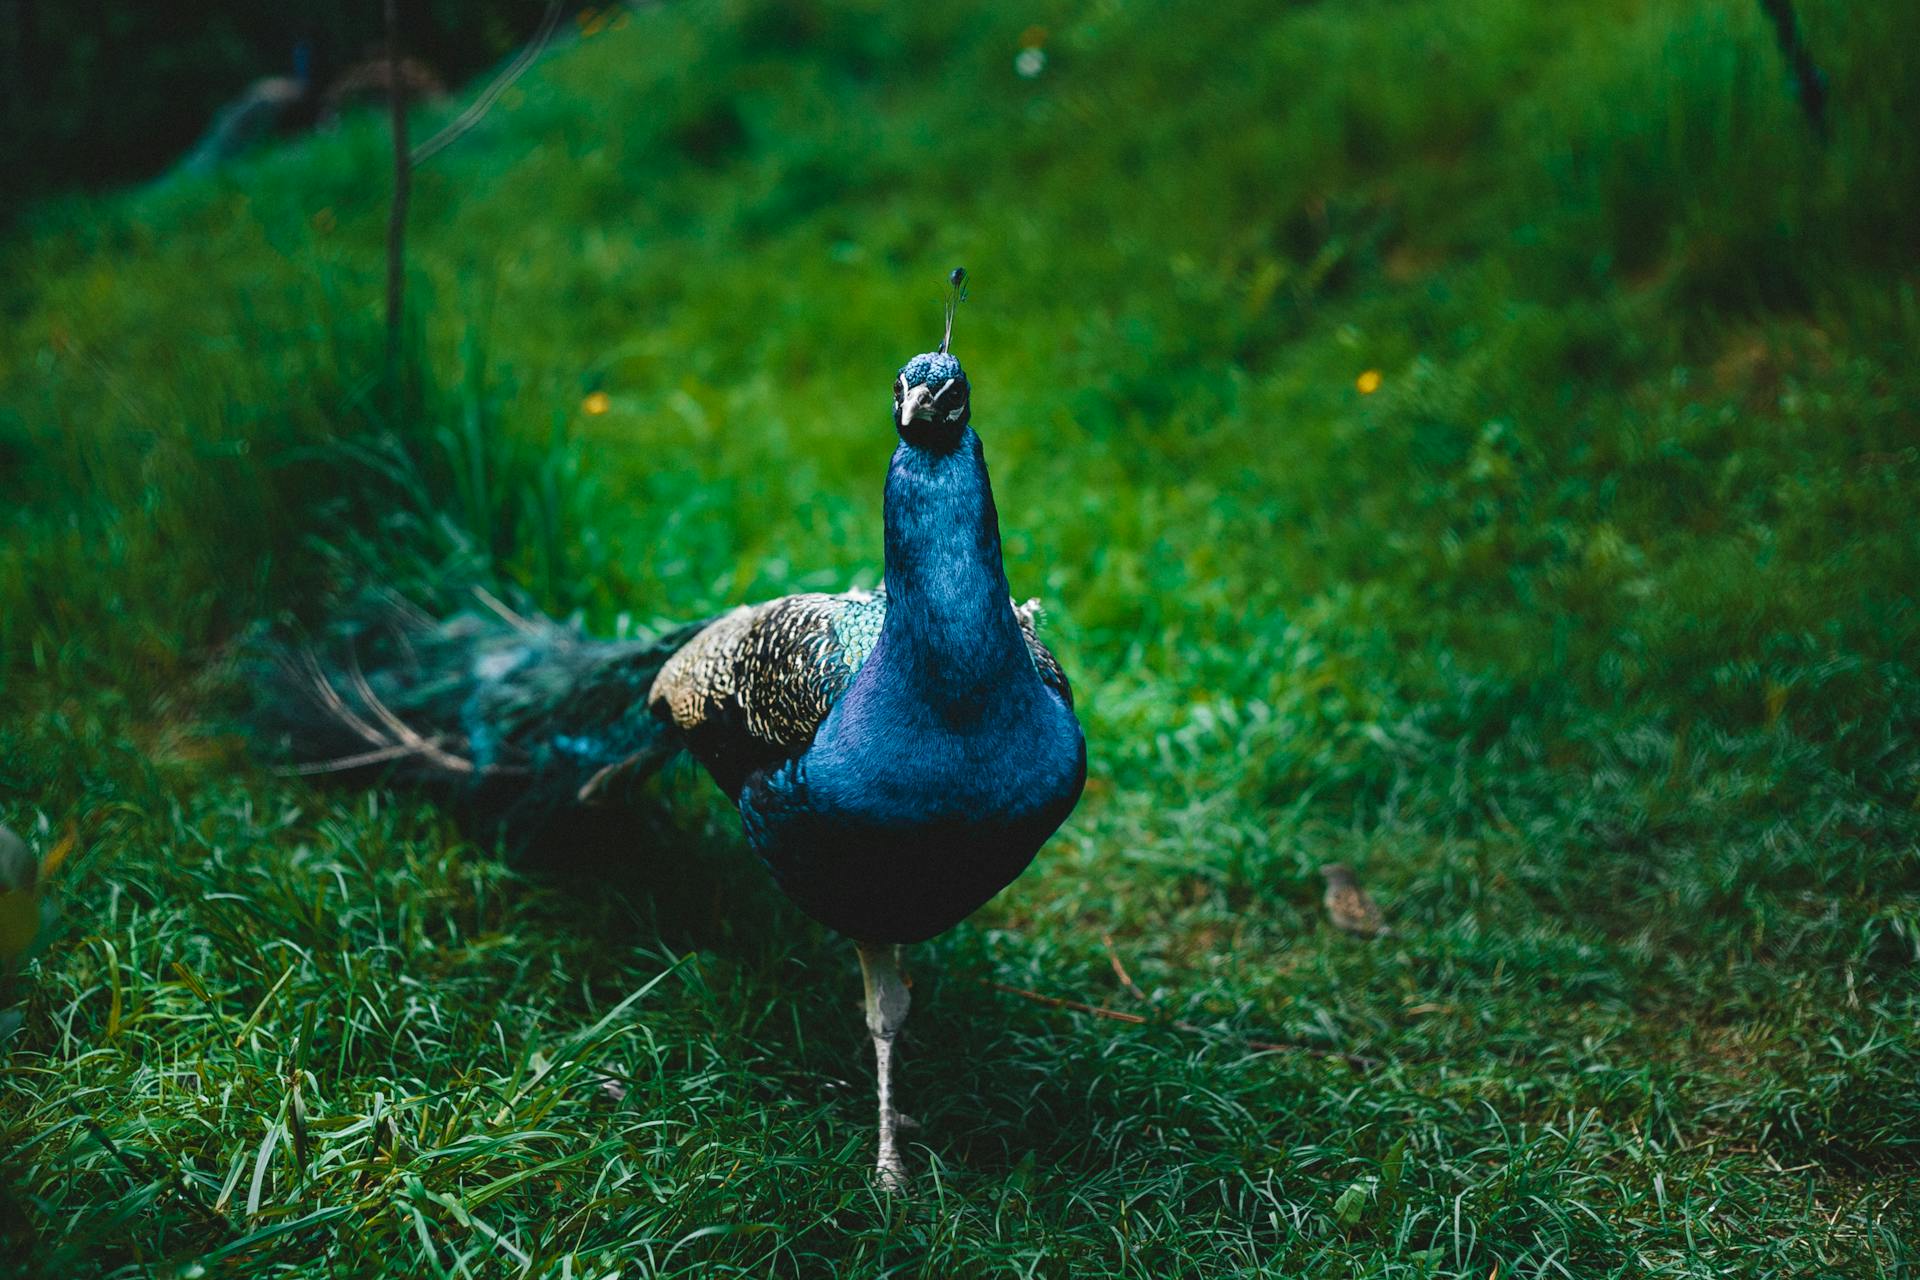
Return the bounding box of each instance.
[735,404,1084,941]
[254,283,1083,1187]
[898,351,963,387]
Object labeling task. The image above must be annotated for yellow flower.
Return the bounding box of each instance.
[582,391,611,415]
[1356,369,1382,395]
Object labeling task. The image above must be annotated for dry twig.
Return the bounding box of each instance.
[383,0,411,369]
[1101,932,1150,1003]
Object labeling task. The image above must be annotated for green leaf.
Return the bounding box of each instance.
[1331,1179,1370,1228]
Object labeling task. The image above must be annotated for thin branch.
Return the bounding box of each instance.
[1756,0,1828,139]
[411,0,565,166]
[384,0,412,370]
[1101,932,1150,1003]
[983,980,1149,1025]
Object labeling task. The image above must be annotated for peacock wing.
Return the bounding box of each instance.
[1013,598,1074,710]
[647,589,885,796]
[646,587,1070,799]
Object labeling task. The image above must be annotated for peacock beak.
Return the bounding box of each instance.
[898,383,935,426]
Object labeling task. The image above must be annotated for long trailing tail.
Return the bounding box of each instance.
[247,587,710,835]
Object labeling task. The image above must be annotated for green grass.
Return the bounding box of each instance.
[3,0,1918,1274]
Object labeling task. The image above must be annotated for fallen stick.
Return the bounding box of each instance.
[1101,932,1150,1004]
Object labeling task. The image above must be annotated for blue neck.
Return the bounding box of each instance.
[880,430,1032,704]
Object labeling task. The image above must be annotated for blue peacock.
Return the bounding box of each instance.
[260,271,1087,1186]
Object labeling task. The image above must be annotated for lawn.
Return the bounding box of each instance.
[2,0,1917,1275]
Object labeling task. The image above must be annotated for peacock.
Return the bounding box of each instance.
[258,270,1087,1187]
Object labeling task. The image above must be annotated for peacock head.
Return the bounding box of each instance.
[893,350,969,447]
[892,268,971,449]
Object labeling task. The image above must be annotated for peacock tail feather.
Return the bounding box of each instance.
[247,589,709,834]
[247,583,1068,843]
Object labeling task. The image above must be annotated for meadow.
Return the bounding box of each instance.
[1,0,1917,1275]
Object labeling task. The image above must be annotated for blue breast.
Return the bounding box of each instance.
[741,677,1084,942]
[735,426,1085,942]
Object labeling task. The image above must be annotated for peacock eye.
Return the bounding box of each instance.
[893,377,906,399]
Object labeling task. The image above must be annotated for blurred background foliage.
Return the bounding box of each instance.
[0,0,557,204]
[0,0,1917,1274]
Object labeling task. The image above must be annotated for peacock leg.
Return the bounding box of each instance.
[855,939,912,1190]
